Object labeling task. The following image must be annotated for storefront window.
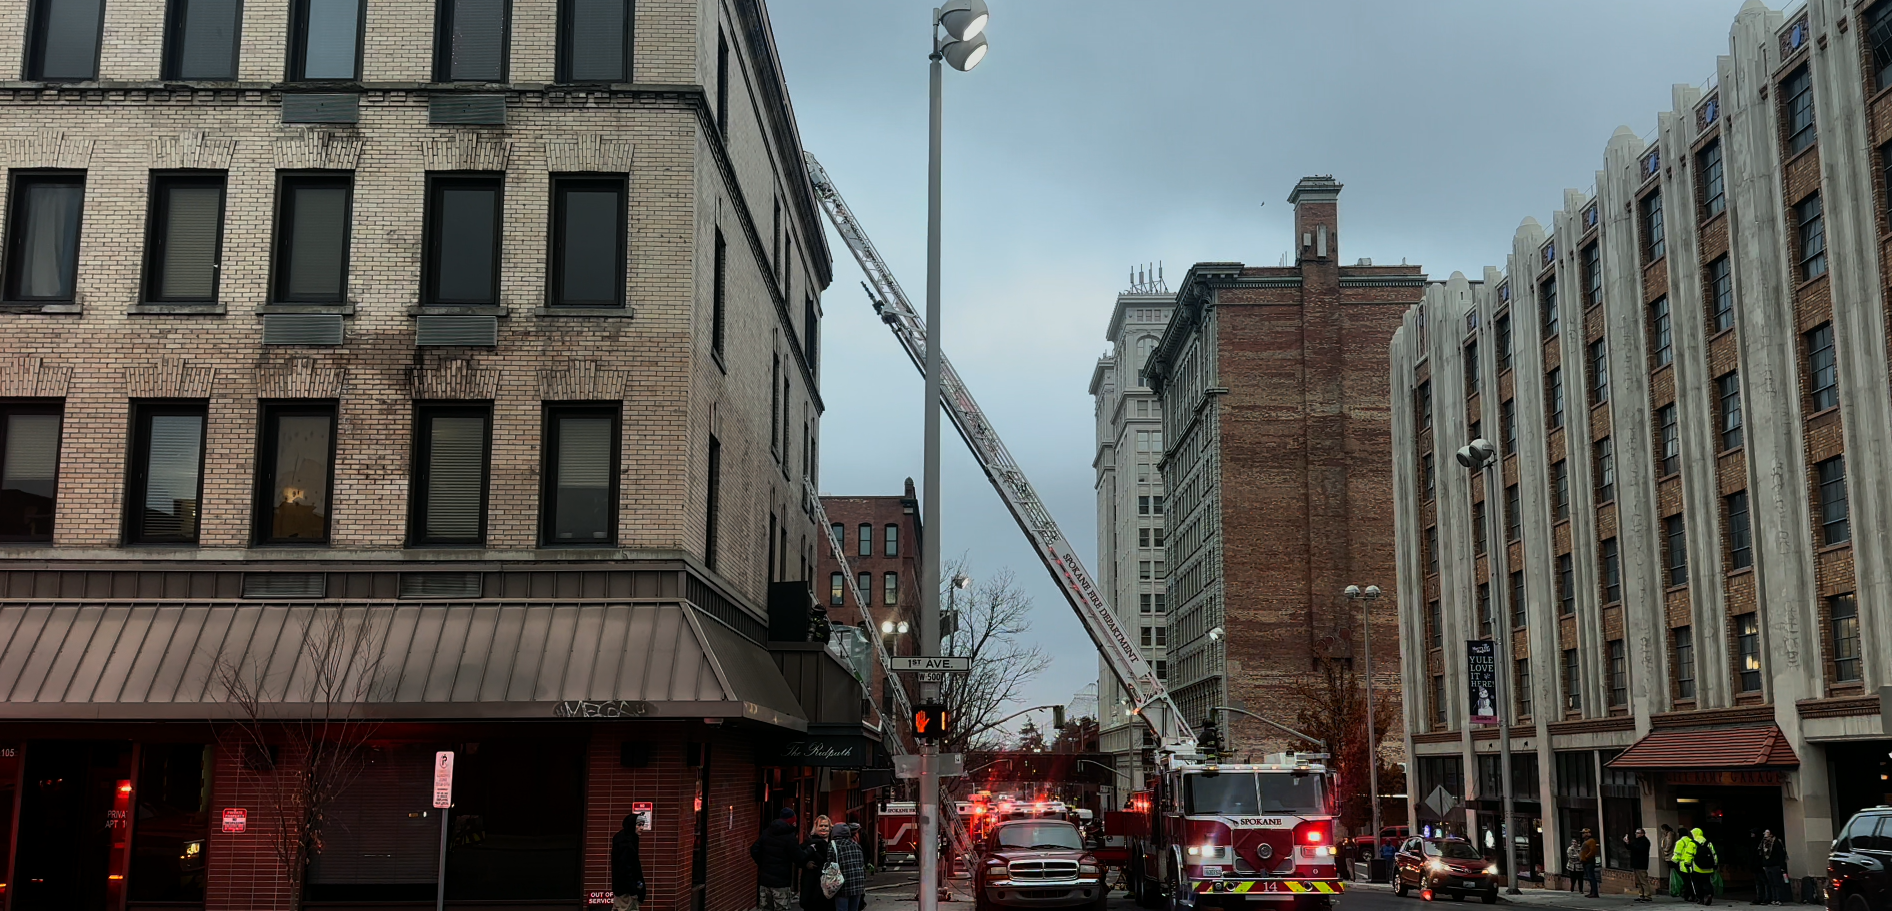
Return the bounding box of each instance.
[13,740,135,911]
[130,744,211,901]
[1601,754,1640,870]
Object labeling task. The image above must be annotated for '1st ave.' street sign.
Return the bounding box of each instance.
[889,656,971,673]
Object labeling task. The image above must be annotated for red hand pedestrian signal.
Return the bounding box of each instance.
[912,702,949,740]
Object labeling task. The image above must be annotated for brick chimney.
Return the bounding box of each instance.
[1288,175,1343,264]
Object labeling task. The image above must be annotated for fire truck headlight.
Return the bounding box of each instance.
[1186,846,1200,856]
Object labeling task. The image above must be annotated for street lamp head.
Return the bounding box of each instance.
[881,620,895,635]
[939,32,988,71]
[1455,438,1497,470]
[1344,584,1362,600]
[1364,585,1382,600]
[898,620,911,634]
[1208,626,1225,642]
[936,0,989,41]
[952,573,971,589]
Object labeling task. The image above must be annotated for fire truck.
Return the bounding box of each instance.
[1120,736,1343,911]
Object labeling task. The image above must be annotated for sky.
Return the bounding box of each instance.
[775,0,1758,735]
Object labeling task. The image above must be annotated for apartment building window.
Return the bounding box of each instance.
[856,523,871,557]
[1515,658,1532,718]
[1870,0,1892,90]
[127,403,206,544]
[1431,674,1446,727]
[1594,436,1615,504]
[1472,500,1487,555]
[715,28,729,134]
[434,0,509,81]
[709,229,727,360]
[424,175,502,306]
[1818,456,1850,545]
[1140,593,1153,614]
[1607,639,1627,708]
[1807,322,1838,411]
[255,403,336,545]
[1601,537,1621,604]
[1589,339,1608,405]
[0,404,61,542]
[163,0,241,80]
[1505,482,1521,541]
[1539,277,1559,339]
[144,174,225,305]
[884,524,899,557]
[542,405,618,545]
[1501,399,1517,454]
[26,0,104,80]
[1547,367,1563,428]
[828,522,842,548]
[1665,514,1688,586]
[1427,599,1442,650]
[1425,525,1438,575]
[1649,296,1672,367]
[1783,66,1816,154]
[1551,460,1569,521]
[1476,582,1492,639]
[1556,553,1574,616]
[1152,495,1163,515]
[273,174,351,303]
[856,572,871,606]
[1736,612,1762,692]
[549,176,625,307]
[1154,592,1165,613]
[1642,191,1665,262]
[704,435,720,568]
[1727,490,1752,569]
[1156,660,1167,680]
[1673,626,1695,699]
[1793,193,1828,281]
[1708,256,1733,333]
[1414,380,1431,430]
[557,0,630,82]
[1698,141,1725,218]
[1422,452,1435,501]
[289,0,364,79]
[1495,312,1513,371]
[1141,626,1153,647]
[883,573,898,606]
[4,173,86,303]
[1717,372,1743,450]
[1155,625,1166,647]
[1884,143,1892,230]
[828,573,843,607]
[1463,341,1480,395]
[409,405,491,546]
[1821,592,1862,684]
[1563,648,1581,711]
[1581,243,1601,308]
[1657,404,1679,476]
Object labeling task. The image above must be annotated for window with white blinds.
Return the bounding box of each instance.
[543,407,616,545]
[257,405,335,545]
[27,0,104,81]
[147,175,225,303]
[5,174,86,302]
[559,0,629,82]
[437,0,508,82]
[412,407,490,545]
[128,405,206,544]
[164,0,241,80]
[274,175,352,303]
[425,176,502,305]
[291,0,363,80]
[0,405,62,542]
[550,176,625,306]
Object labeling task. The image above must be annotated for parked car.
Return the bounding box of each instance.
[1393,836,1498,903]
[1827,806,1892,911]
[1353,826,1413,859]
[975,819,1108,911]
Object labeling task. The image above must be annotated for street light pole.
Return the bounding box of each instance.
[1457,438,1521,894]
[1208,705,1325,753]
[1344,584,1385,861]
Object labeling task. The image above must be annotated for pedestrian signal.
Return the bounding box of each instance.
[913,703,950,740]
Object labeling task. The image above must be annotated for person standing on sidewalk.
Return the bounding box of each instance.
[1566,837,1585,893]
[831,824,868,911]
[751,808,802,911]
[1581,829,1601,898]
[611,813,647,911]
[1626,828,1653,902]
[1660,826,1679,898]
[1679,828,1718,906]
[1755,830,1787,906]
[801,816,835,911]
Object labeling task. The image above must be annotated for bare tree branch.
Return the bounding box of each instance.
[938,560,1051,753]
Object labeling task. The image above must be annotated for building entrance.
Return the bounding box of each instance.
[1824,740,1892,826]
[12,740,134,911]
[1672,782,1785,895]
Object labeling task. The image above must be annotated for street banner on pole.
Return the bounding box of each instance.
[1467,640,1498,725]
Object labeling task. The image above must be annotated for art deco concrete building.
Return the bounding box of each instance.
[0,0,864,907]
[1090,283,1174,792]
[1390,0,1892,891]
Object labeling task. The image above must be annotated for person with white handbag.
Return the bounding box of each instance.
[829,824,868,911]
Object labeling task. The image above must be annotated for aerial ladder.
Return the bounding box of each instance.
[803,152,1197,759]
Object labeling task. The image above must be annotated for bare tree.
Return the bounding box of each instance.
[938,561,1051,753]
[216,608,392,911]
[1280,655,1401,836]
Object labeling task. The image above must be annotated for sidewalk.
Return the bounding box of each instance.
[1351,879,1710,911]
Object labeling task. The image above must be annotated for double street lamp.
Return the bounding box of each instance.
[1456,438,1522,894]
[919,6,987,911]
[1343,584,1385,863]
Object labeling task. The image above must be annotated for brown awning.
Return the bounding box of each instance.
[0,601,806,730]
[1607,725,1798,769]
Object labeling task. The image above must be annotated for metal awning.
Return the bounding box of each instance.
[0,602,806,730]
[1607,724,1798,769]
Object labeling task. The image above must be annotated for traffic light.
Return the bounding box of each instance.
[1199,717,1223,760]
[913,702,951,740]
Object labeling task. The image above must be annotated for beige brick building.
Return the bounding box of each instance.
[0,0,867,908]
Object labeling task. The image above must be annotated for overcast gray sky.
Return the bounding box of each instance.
[777,0,1753,734]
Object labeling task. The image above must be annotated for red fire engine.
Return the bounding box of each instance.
[1122,742,1343,911]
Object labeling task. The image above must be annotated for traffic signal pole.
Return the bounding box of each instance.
[918,36,945,911]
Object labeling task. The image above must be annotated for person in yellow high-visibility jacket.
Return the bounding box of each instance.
[1672,828,1717,906]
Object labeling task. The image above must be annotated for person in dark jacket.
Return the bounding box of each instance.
[800,815,836,911]
[831,823,868,911]
[752,808,802,911]
[1627,828,1653,902]
[1755,829,1787,906]
[612,813,647,911]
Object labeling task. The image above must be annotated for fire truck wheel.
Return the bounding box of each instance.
[1164,867,1189,911]
[1133,864,1163,909]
